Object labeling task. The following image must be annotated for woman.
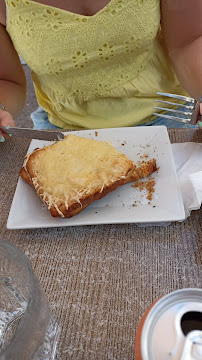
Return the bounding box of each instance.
[0,0,201,141]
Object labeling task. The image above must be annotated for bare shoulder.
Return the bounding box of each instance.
[0,0,6,26]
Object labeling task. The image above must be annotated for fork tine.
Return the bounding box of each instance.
[154,99,195,110]
[157,92,195,103]
[153,112,191,124]
[153,106,193,116]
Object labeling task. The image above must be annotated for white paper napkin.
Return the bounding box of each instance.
[171,142,202,219]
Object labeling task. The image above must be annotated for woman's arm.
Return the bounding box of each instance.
[0,0,27,139]
[160,0,202,101]
[0,23,27,118]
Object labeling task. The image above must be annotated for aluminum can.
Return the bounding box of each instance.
[135,288,202,360]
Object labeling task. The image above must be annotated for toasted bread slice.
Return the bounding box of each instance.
[20,134,157,218]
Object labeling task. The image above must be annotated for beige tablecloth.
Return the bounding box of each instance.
[0,128,202,360]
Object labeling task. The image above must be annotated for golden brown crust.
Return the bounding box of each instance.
[19,167,34,187]
[25,149,43,180]
[136,159,157,179]
[19,135,157,218]
[126,159,157,182]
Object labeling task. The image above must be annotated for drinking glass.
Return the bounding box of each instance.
[0,239,60,360]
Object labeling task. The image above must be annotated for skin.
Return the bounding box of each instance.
[0,0,201,140]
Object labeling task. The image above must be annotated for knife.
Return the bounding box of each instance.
[0,126,65,141]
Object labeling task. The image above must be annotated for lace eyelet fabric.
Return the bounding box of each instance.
[6,0,186,129]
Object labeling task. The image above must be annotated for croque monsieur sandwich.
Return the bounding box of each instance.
[20,134,157,218]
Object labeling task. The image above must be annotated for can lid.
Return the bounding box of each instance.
[141,288,202,360]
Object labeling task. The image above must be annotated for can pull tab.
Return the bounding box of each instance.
[180,330,202,360]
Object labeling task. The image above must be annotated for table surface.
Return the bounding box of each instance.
[0,128,202,360]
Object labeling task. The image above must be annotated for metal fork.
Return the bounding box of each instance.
[153,92,201,124]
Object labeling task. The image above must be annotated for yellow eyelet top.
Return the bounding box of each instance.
[6,0,186,129]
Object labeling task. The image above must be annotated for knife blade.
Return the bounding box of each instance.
[0,126,65,141]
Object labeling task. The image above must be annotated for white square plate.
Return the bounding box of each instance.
[7,126,185,229]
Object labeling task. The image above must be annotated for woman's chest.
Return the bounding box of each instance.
[7,0,161,81]
[0,0,111,24]
[32,0,112,16]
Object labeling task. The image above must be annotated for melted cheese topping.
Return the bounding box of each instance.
[26,135,134,215]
